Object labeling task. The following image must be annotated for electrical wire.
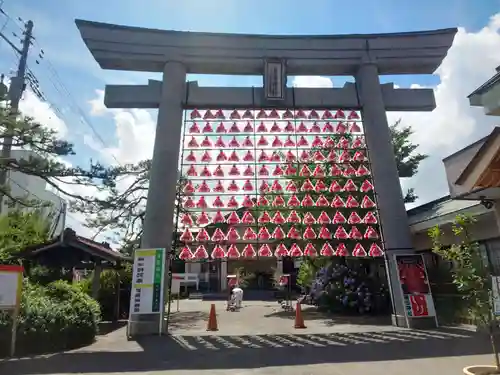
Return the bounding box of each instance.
[0,6,122,166]
[0,7,24,34]
[0,7,115,241]
[30,37,122,166]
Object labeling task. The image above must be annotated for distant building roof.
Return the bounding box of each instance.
[454,127,500,185]
[18,228,130,265]
[407,195,479,222]
[468,65,500,98]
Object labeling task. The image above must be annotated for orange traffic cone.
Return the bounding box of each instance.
[294,302,306,329]
[206,303,219,331]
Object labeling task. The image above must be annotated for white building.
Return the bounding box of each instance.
[2,149,66,237]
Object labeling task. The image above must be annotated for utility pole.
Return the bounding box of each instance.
[0,19,33,213]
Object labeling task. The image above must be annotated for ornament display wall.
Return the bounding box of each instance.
[176,109,384,260]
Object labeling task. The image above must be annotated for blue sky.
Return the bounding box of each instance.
[0,0,500,232]
[0,0,498,169]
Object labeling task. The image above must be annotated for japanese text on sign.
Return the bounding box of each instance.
[130,249,165,315]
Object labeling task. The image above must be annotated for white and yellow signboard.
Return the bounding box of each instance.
[0,265,23,309]
[129,249,166,315]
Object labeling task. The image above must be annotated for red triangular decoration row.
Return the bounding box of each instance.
[182,210,378,227]
[183,192,375,211]
[185,162,370,177]
[190,109,360,121]
[186,135,365,149]
[185,148,366,165]
[188,121,362,134]
[184,178,372,195]
[179,242,382,260]
[180,225,380,243]
[184,177,372,196]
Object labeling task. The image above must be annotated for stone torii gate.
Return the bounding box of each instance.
[76,19,456,335]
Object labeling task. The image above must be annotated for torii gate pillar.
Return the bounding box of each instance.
[75,20,457,334]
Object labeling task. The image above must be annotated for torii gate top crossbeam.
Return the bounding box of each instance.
[75,19,456,76]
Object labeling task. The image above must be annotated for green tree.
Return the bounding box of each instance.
[429,215,500,371]
[390,119,427,202]
[0,209,50,264]
[72,169,188,255]
[296,257,330,288]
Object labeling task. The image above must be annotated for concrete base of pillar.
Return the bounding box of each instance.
[127,314,165,337]
[391,314,438,329]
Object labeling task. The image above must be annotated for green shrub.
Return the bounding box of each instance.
[28,264,71,285]
[74,266,132,321]
[0,279,101,357]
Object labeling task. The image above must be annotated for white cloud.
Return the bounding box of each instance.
[11,89,100,239]
[82,12,500,244]
[19,90,68,136]
[295,15,500,208]
[390,13,500,206]
[88,90,156,164]
[292,76,334,88]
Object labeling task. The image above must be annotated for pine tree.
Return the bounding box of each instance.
[72,165,189,254]
[0,106,127,209]
[0,209,50,264]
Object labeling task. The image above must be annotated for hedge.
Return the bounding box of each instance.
[0,279,101,357]
[75,267,132,321]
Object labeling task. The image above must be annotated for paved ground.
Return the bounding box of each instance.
[166,299,398,335]
[1,300,496,375]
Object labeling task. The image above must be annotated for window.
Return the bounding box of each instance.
[485,239,500,275]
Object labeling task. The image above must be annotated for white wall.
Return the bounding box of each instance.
[481,81,500,116]
[2,150,66,237]
[442,140,485,198]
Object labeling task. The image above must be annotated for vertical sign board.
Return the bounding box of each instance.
[0,265,23,309]
[0,264,23,356]
[170,276,182,313]
[128,249,166,334]
[264,60,285,100]
[395,254,437,326]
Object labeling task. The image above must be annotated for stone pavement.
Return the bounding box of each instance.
[166,299,399,335]
[0,300,496,375]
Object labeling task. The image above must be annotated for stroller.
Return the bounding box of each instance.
[227,293,237,311]
[227,286,243,311]
[276,275,294,312]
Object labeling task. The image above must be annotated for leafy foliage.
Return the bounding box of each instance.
[390,119,427,181]
[297,258,330,288]
[304,260,389,314]
[0,279,101,356]
[428,215,493,327]
[76,265,133,321]
[0,209,50,264]
[428,214,500,370]
[72,172,188,254]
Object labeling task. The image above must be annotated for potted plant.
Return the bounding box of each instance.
[429,214,500,375]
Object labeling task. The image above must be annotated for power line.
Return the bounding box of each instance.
[0,8,125,239]
[0,6,122,166]
[0,7,24,34]
[30,38,122,166]
[0,16,33,214]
